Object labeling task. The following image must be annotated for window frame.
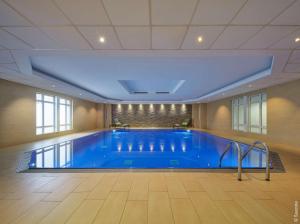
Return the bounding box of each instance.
[36,93,73,135]
[232,92,267,135]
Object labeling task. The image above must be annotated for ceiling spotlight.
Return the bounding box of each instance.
[197,36,203,43]
[99,36,105,43]
[248,84,253,88]
[295,37,300,43]
[51,84,55,88]
[79,93,82,96]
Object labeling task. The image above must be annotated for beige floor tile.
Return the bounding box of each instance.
[257,199,292,224]
[149,174,167,192]
[189,192,230,224]
[0,193,47,224]
[166,176,188,198]
[39,192,87,224]
[93,191,128,224]
[43,178,82,202]
[215,200,256,224]
[112,173,133,192]
[229,192,282,224]
[66,199,104,224]
[87,174,118,199]
[170,198,200,224]
[120,201,147,224]
[128,179,149,200]
[13,201,58,224]
[74,174,103,192]
[148,192,174,224]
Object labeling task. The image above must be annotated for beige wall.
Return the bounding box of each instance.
[192,103,207,129]
[206,79,300,147]
[0,79,105,148]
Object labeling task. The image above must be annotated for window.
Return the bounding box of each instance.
[249,93,267,134]
[58,98,72,131]
[232,93,267,134]
[232,96,248,132]
[36,93,73,135]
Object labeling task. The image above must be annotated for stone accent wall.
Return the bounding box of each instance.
[112,104,192,127]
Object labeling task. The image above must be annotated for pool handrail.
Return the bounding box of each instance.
[242,141,270,181]
[219,141,242,181]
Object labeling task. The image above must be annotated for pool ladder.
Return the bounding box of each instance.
[219,141,270,181]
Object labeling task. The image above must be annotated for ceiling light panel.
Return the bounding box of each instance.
[232,0,294,25]
[102,0,149,25]
[151,0,197,25]
[78,26,121,49]
[0,1,31,26]
[152,26,187,49]
[182,26,224,49]
[6,0,70,25]
[115,27,151,49]
[192,0,246,25]
[54,0,110,25]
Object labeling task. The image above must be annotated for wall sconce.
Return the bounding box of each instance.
[117,104,122,112]
[149,104,154,112]
[128,104,132,111]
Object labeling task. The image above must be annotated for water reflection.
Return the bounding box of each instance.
[30,141,72,168]
[27,130,267,169]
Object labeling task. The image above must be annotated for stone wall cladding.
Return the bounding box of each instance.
[112,104,192,127]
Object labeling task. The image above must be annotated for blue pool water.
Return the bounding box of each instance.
[28,129,267,169]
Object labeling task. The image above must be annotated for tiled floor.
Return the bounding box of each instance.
[0,129,299,224]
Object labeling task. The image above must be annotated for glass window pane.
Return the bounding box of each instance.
[66,106,70,124]
[36,102,43,127]
[44,102,54,126]
[60,98,66,104]
[36,127,43,135]
[262,99,267,133]
[44,126,54,134]
[36,93,42,100]
[60,105,66,125]
[250,102,260,126]
[44,95,54,102]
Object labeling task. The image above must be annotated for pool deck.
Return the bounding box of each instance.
[0,128,299,224]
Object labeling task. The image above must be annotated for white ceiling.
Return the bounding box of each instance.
[0,0,299,103]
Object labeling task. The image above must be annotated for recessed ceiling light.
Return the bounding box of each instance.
[197,36,203,43]
[79,93,82,96]
[295,37,300,43]
[248,84,253,88]
[51,84,55,88]
[99,36,105,43]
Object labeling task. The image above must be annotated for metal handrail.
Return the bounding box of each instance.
[242,141,270,181]
[219,141,242,181]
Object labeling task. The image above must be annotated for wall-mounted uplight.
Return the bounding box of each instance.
[197,36,203,43]
[99,36,105,43]
[295,37,300,43]
[128,104,132,110]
